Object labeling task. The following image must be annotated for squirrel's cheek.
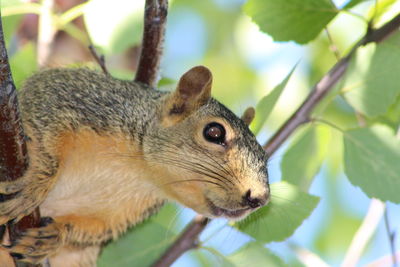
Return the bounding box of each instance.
[162,182,211,214]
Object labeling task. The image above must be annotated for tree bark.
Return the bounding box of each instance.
[134,0,168,88]
[0,10,42,267]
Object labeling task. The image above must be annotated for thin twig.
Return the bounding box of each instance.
[384,205,398,267]
[37,0,56,67]
[325,28,341,61]
[341,199,385,267]
[134,0,168,88]
[0,10,42,267]
[152,12,400,266]
[88,45,109,75]
[294,246,330,267]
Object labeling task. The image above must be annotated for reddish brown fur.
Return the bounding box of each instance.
[37,129,164,265]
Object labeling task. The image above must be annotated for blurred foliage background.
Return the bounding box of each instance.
[2,0,400,266]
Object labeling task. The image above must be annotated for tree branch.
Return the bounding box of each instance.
[151,216,209,267]
[88,45,109,75]
[152,12,400,266]
[0,10,42,267]
[134,0,168,88]
[37,0,56,67]
[264,13,400,156]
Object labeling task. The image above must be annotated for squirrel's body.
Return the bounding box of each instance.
[0,67,269,266]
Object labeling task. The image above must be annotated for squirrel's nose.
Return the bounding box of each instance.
[243,189,267,209]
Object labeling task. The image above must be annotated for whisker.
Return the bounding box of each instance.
[156,137,235,180]
[104,138,240,188]
[185,142,232,176]
[102,141,239,191]
[151,153,234,188]
[182,141,242,186]
[149,159,228,190]
[159,178,226,190]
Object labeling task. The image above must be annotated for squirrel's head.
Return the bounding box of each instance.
[143,66,269,220]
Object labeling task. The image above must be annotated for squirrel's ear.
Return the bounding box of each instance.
[241,107,255,126]
[165,66,212,119]
[176,65,212,104]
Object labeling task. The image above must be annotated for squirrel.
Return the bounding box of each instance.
[0,65,269,266]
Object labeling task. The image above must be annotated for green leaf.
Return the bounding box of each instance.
[251,65,297,134]
[1,0,23,8]
[10,42,37,89]
[236,181,319,243]
[84,0,144,54]
[243,0,338,44]
[202,242,286,267]
[343,32,400,117]
[315,209,362,258]
[97,204,178,267]
[201,247,236,267]
[366,0,399,23]
[205,52,257,109]
[227,242,287,267]
[344,0,370,9]
[2,15,22,48]
[193,249,229,267]
[343,125,400,203]
[1,0,24,46]
[281,125,330,190]
[158,77,176,88]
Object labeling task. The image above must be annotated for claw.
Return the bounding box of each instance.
[4,220,61,263]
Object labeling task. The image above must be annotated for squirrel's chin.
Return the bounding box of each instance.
[203,198,253,221]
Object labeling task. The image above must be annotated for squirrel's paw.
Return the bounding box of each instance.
[4,217,62,264]
[0,192,40,225]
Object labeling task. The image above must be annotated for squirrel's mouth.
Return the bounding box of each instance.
[206,198,252,220]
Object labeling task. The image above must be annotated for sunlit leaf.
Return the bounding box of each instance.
[192,249,228,267]
[343,32,400,117]
[158,77,176,88]
[1,15,22,46]
[201,247,235,267]
[204,53,257,109]
[227,242,287,267]
[236,182,319,243]
[202,242,286,267]
[251,65,296,134]
[84,0,144,54]
[1,0,24,9]
[315,209,361,258]
[1,0,24,46]
[343,125,400,203]
[366,0,399,23]
[243,0,338,44]
[10,42,37,89]
[281,125,330,191]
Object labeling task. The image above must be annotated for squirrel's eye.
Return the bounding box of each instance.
[203,122,226,146]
